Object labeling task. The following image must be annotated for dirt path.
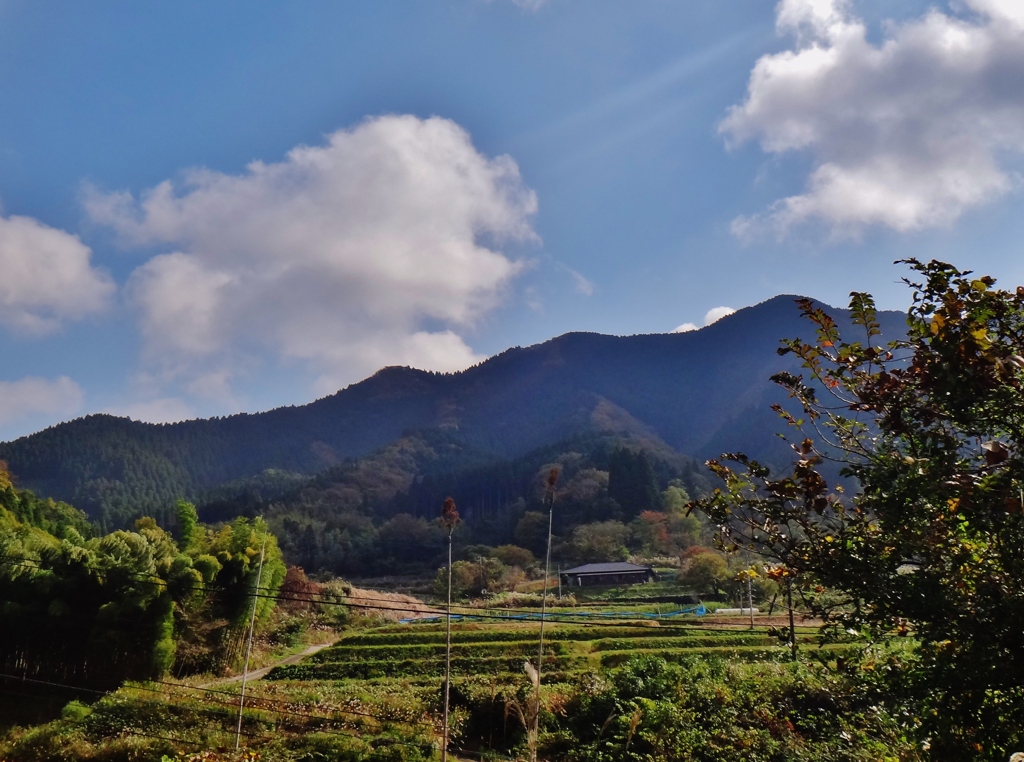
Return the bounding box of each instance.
[199,642,333,688]
[195,586,435,689]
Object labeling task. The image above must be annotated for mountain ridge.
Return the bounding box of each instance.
[0,294,907,526]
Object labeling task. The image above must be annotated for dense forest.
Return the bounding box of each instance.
[198,430,713,577]
[0,296,908,532]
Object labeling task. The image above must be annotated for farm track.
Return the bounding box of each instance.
[199,642,335,688]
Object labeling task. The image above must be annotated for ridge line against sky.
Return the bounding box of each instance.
[0,0,1022,440]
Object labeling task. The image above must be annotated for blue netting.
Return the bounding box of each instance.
[399,603,706,625]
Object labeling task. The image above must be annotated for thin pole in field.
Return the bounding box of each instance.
[532,468,559,762]
[440,497,461,762]
[235,524,268,751]
[787,577,797,662]
[443,530,453,762]
[748,573,754,630]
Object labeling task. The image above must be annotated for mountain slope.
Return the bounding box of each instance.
[0,295,907,525]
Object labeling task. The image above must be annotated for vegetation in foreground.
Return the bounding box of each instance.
[697,260,1024,759]
[0,620,916,762]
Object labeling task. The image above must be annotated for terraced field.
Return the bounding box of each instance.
[267,616,829,683]
[229,615,855,758]
[1,606,894,761]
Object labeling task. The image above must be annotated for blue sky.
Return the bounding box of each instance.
[1,0,1023,440]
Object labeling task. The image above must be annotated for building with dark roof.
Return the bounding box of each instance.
[560,562,657,587]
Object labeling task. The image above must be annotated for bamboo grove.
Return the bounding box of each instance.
[0,464,285,690]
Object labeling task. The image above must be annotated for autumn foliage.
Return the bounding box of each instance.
[695,260,1024,759]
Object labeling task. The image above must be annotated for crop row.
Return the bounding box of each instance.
[269,654,584,681]
[590,634,820,652]
[334,623,779,647]
[311,640,573,663]
[271,641,832,682]
[312,633,813,665]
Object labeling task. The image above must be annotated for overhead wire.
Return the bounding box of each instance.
[0,554,791,634]
[0,671,510,759]
[0,672,271,747]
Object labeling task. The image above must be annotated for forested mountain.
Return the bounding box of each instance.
[0,295,907,531]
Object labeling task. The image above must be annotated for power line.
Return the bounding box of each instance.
[0,672,271,745]
[152,678,436,728]
[0,553,741,630]
[0,554,803,635]
[0,670,513,759]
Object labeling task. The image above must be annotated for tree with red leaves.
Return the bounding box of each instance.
[694,260,1024,759]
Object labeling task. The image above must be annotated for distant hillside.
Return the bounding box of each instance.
[0,295,907,528]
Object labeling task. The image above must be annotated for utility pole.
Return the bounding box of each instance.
[443,529,453,762]
[747,572,754,630]
[440,498,461,762]
[532,468,559,762]
[235,525,268,751]
[787,577,797,662]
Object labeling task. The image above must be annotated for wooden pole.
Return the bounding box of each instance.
[532,483,556,762]
[787,578,797,662]
[747,574,754,630]
[443,530,453,762]
[235,526,268,751]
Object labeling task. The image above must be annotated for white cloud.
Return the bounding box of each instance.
[672,306,735,333]
[0,376,84,429]
[703,306,736,325]
[0,213,114,335]
[721,0,1024,237]
[510,0,547,9]
[85,115,538,393]
[672,322,699,333]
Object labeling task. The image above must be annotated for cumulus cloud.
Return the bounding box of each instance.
[672,306,736,333]
[0,376,84,430]
[721,0,1024,237]
[0,214,114,334]
[85,115,538,393]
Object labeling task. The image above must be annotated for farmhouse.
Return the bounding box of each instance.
[561,562,657,587]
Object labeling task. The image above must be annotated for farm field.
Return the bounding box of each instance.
[267,616,826,683]
[2,607,887,761]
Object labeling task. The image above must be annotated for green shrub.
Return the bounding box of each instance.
[60,700,92,722]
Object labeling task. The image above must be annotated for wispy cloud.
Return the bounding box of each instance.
[0,376,84,432]
[516,30,755,170]
[568,269,594,297]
